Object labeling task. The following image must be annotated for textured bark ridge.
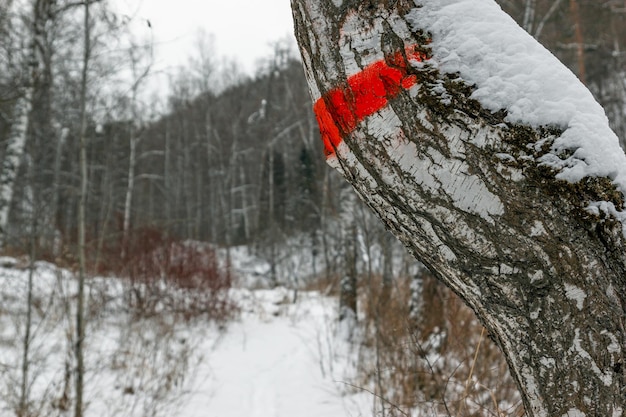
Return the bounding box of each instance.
[291,1,626,415]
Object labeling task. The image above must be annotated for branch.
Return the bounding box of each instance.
[54,0,103,16]
[533,0,564,39]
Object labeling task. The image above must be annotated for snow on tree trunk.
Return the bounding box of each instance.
[291,0,626,415]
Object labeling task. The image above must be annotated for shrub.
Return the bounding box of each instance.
[354,271,523,416]
[115,228,237,322]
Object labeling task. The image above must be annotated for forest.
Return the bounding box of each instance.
[0,1,625,416]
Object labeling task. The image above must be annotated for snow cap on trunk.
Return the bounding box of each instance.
[407,0,626,197]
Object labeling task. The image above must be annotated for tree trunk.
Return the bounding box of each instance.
[380,230,393,305]
[0,0,54,244]
[123,134,138,249]
[51,126,68,254]
[522,0,536,33]
[569,0,586,84]
[75,1,90,416]
[408,271,424,335]
[0,89,32,240]
[291,1,626,416]
[18,181,37,417]
[339,187,358,323]
[0,26,37,242]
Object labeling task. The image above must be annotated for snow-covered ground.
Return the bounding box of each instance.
[183,289,371,417]
[0,257,374,417]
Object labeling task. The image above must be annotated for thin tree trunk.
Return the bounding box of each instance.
[123,44,151,244]
[15,4,48,412]
[94,168,113,273]
[239,163,251,240]
[268,147,277,284]
[522,0,536,33]
[339,188,357,323]
[533,0,564,40]
[51,126,68,254]
[380,231,393,305]
[75,1,90,415]
[164,120,172,232]
[291,1,626,415]
[320,168,332,282]
[183,131,194,237]
[18,190,37,417]
[123,133,138,250]
[408,272,424,335]
[570,0,586,84]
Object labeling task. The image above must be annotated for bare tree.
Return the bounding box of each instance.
[291,0,626,415]
[122,38,153,250]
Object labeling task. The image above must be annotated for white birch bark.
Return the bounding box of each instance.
[0,0,50,243]
[0,87,33,237]
[123,133,138,243]
[291,1,626,415]
[522,0,536,33]
[123,44,152,244]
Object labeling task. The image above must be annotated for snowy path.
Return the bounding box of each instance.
[181,290,369,417]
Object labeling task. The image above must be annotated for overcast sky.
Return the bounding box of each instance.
[113,0,296,75]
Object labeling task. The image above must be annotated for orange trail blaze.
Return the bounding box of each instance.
[313,45,429,157]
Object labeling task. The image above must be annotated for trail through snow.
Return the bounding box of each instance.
[0,260,372,417]
[181,290,369,417]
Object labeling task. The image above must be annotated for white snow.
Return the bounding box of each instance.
[181,290,369,417]
[564,283,587,311]
[530,221,547,237]
[601,330,621,355]
[562,408,586,417]
[0,259,372,417]
[407,0,626,230]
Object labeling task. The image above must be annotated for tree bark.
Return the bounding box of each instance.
[0,0,44,242]
[123,133,138,248]
[0,89,32,239]
[291,1,626,416]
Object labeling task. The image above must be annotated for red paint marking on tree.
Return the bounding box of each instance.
[314,45,429,156]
